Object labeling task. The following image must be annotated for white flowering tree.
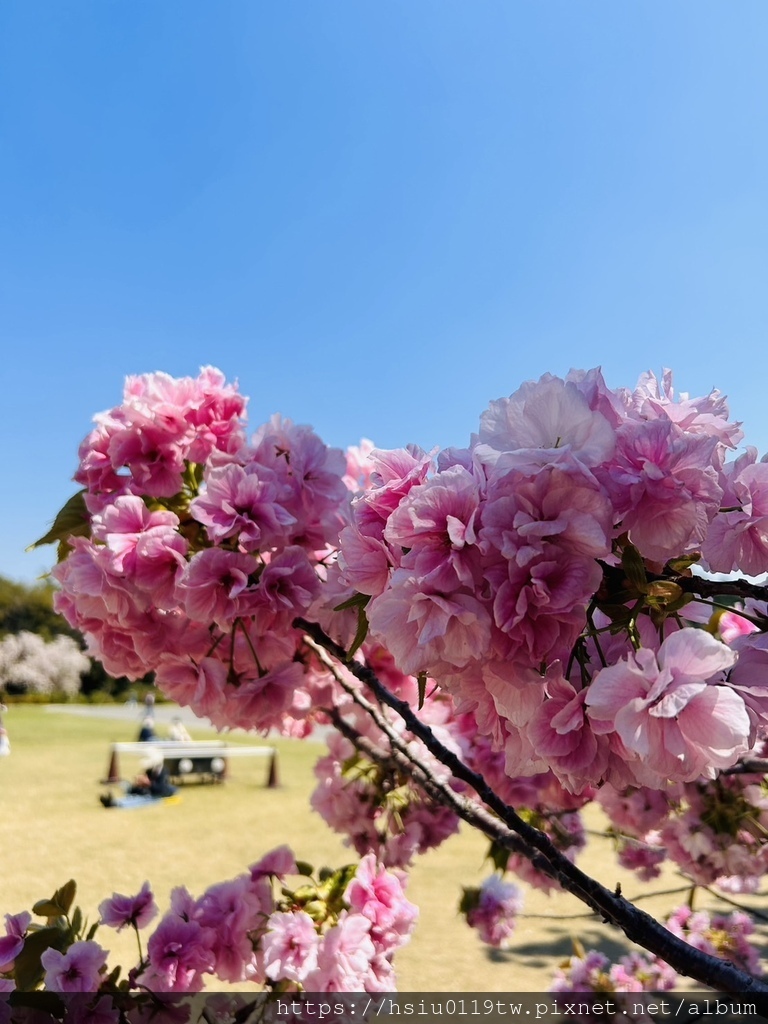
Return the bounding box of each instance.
[0,631,90,698]
[3,365,768,1017]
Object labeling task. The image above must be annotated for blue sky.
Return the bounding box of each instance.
[2,2,767,583]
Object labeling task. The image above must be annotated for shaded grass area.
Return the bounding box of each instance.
[3,706,767,990]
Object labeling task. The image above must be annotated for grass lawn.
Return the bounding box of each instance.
[2,704,766,991]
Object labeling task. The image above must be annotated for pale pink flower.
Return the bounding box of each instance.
[481,456,613,562]
[474,373,616,467]
[344,438,376,493]
[702,452,768,575]
[633,369,743,450]
[528,673,607,792]
[40,940,108,993]
[261,911,319,982]
[337,525,392,596]
[586,629,748,783]
[303,913,376,991]
[99,880,158,931]
[384,465,483,590]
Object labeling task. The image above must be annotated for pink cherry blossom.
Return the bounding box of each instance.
[601,418,722,563]
[99,881,158,931]
[250,845,298,880]
[261,911,319,983]
[703,451,768,575]
[586,629,748,783]
[191,462,296,551]
[367,573,492,676]
[176,548,259,626]
[0,912,30,972]
[303,912,376,991]
[40,940,108,993]
[141,914,216,992]
[474,373,616,468]
[465,875,524,949]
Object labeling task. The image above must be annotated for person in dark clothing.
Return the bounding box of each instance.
[99,750,176,806]
[137,716,157,742]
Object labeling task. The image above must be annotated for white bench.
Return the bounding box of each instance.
[103,741,279,787]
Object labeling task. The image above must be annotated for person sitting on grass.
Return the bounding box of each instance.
[100,750,176,807]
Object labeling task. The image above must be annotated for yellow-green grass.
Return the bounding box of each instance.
[2,705,766,990]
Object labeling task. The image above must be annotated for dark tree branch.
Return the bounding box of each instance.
[297,617,768,999]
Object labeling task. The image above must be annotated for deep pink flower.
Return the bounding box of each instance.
[177,548,259,626]
[0,912,30,971]
[345,853,418,949]
[99,881,158,931]
[488,544,601,665]
[142,914,216,992]
[191,463,296,551]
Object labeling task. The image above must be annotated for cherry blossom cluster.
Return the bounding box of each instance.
[0,847,418,1001]
[460,874,524,949]
[310,645,472,867]
[597,751,768,894]
[550,906,762,993]
[336,369,768,794]
[52,368,351,733]
[31,364,768,992]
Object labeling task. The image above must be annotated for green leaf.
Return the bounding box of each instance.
[333,592,370,612]
[486,839,511,873]
[295,860,314,877]
[86,920,99,942]
[70,906,83,939]
[620,542,648,592]
[12,926,68,991]
[458,886,481,916]
[32,880,76,920]
[346,605,369,661]
[28,492,90,555]
[53,879,77,916]
[417,672,428,710]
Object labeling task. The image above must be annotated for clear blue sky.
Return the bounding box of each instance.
[2,2,767,584]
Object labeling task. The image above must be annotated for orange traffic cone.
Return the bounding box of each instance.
[267,750,280,788]
[102,747,121,784]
